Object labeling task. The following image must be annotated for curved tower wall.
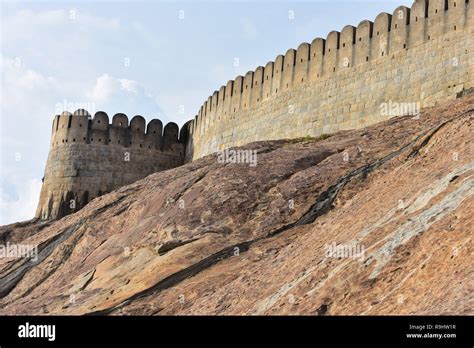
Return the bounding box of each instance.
[36,110,187,220]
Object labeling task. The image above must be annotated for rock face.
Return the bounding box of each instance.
[0,95,473,315]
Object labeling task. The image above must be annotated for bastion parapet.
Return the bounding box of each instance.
[36,110,188,219]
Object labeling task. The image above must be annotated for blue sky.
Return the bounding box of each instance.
[0,0,411,224]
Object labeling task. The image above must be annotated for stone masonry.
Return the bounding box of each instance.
[36,0,474,220]
[185,0,474,160]
[36,110,188,219]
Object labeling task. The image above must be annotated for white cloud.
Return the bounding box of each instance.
[85,73,164,119]
[86,73,119,103]
[0,178,42,225]
[0,64,165,225]
[86,74,151,103]
[120,79,141,95]
[86,74,152,103]
[2,9,119,43]
[1,55,61,116]
[1,8,123,88]
[0,7,180,225]
[0,56,58,225]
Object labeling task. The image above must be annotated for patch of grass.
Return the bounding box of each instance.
[289,135,314,143]
[318,133,331,140]
[288,133,332,144]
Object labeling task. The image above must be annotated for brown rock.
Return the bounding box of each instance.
[0,95,473,315]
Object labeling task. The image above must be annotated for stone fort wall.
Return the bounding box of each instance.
[37,0,474,220]
[36,110,188,219]
[185,0,474,161]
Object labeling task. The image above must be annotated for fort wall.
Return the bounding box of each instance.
[185,0,474,161]
[36,110,186,219]
[37,0,474,220]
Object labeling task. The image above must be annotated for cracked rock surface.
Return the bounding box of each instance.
[0,95,473,315]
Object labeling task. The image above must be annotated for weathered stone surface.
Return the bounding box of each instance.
[0,95,472,315]
[35,1,474,223]
[187,2,474,161]
[36,111,186,220]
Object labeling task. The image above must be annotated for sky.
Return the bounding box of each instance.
[0,0,412,225]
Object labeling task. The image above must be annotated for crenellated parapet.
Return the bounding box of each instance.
[35,0,474,219]
[36,110,188,220]
[50,109,187,152]
[186,0,474,159]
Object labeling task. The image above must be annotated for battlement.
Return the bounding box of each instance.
[186,0,474,159]
[36,110,188,220]
[36,0,474,219]
[50,109,188,153]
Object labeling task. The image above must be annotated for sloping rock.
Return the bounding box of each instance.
[0,95,473,315]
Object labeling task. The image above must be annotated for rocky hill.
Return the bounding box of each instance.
[0,95,473,315]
